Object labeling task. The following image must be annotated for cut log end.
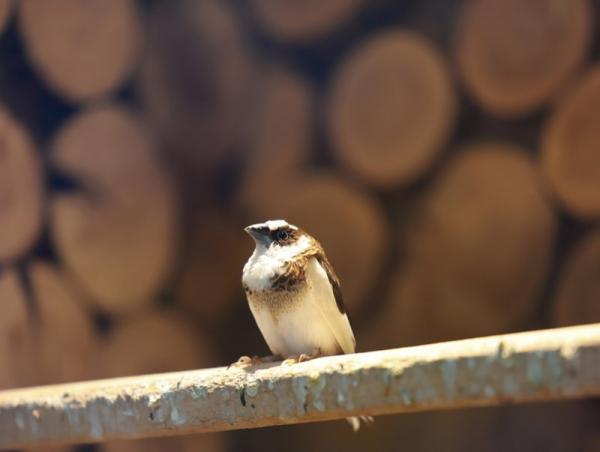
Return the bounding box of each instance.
[100,433,226,452]
[250,0,364,43]
[0,269,31,390]
[0,107,44,263]
[327,30,456,189]
[18,0,142,103]
[239,66,314,213]
[49,105,178,316]
[139,0,256,173]
[99,310,217,379]
[28,261,97,385]
[553,230,600,327]
[372,143,556,347]
[542,66,600,220]
[175,214,250,321]
[454,0,592,116]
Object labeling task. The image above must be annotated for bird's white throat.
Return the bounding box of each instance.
[242,234,311,291]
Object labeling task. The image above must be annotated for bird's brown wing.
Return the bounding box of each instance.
[314,252,346,315]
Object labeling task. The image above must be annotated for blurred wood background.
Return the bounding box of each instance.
[0,0,599,451]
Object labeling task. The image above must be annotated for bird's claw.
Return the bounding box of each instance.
[281,352,317,365]
[228,354,279,369]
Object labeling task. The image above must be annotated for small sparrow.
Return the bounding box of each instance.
[241,219,372,431]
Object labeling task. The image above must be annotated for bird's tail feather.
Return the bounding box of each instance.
[346,415,374,432]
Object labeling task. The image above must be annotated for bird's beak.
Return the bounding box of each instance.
[244,224,270,245]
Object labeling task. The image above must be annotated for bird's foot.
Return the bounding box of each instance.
[228,354,280,369]
[281,349,321,365]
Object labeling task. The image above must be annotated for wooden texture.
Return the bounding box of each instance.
[372,144,555,347]
[0,107,44,263]
[99,310,217,379]
[541,66,600,219]
[327,30,456,189]
[250,0,364,43]
[250,172,388,315]
[0,269,32,390]
[239,66,314,214]
[553,231,600,327]
[28,261,96,385]
[18,0,141,103]
[176,214,250,321]
[454,0,591,116]
[0,0,13,35]
[139,0,256,175]
[0,324,599,448]
[49,105,178,316]
[101,433,226,452]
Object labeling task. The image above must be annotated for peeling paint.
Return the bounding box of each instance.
[14,411,24,430]
[190,386,208,400]
[152,404,167,423]
[503,375,517,395]
[170,407,185,425]
[291,377,308,414]
[546,352,563,383]
[147,392,161,405]
[308,373,327,412]
[337,376,354,410]
[440,360,457,398]
[501,355,515,369]
[383,369,392,386]
[88,407,103,439]
[526,356,544,386]
[336,389,346,406]
[245,381,260,398]
[400,389,412,405]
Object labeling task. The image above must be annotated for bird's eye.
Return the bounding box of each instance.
[277,230,289,241]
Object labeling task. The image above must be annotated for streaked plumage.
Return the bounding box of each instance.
[241,219,371,431]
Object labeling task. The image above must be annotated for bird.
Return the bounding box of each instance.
[240,219,373,431]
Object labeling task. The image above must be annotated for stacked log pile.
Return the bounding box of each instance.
[0,0,598,451]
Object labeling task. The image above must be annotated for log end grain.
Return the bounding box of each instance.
[372,143,556,346]
[49,105,178,315]
[239,66,314,213]
[250,0,364,43]
[0,269,32,390]
[0,107,44,263]
[139,0,256,172]
[455,0,592,116]
[101,433,227,452]
[243,65,314,178]
[327,30,456,189]
[541,66,600,219]
[29,261,97,385]
[175,213,250,321]
[18,0,142,103]
[552,230,600,327]
[99,310,218,379]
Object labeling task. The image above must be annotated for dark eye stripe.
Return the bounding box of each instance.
[271,228,294,243]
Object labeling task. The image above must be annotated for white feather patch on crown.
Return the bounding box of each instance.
[250,219,298,231]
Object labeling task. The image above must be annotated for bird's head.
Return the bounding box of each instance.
[244,219,305,250]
